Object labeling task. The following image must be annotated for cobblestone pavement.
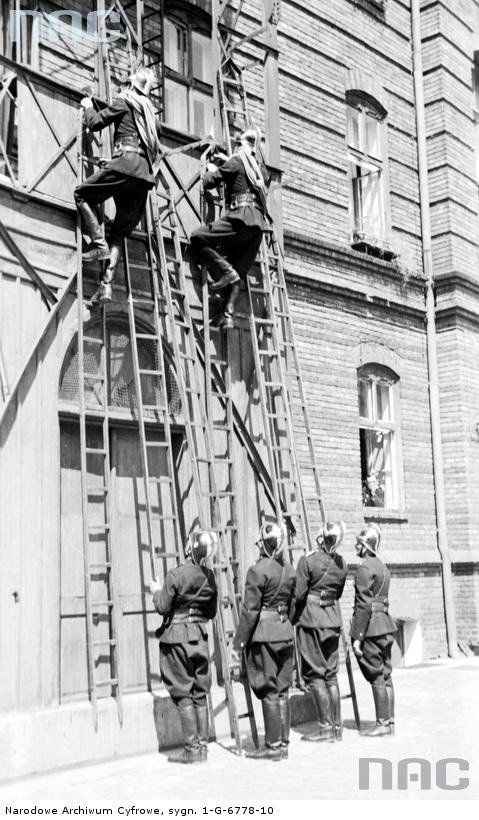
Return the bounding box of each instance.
[1,658,478,803]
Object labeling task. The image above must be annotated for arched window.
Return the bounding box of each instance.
[59,321,180,416]
[163,2,213,136]
[347,92,388,245]
[358,364,402,509]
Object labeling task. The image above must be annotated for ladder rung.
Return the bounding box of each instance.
[136,333,159,341]
[87,485,108,494]
[94,678,118,687]
[237,711,255,720]
[129,263,150,271]
[259,350,277,357]
[86,447,106,455]
[132,297,155,306]
[264,381,283,388]
[93,639,117,647]
[88,524,111,532]
[156,551,182,559]
[253,318,274,326]
[154,476,173,484]
[153,514,177,521]
[143,404,167,413]
[138,368,162,376]
[248,286,268,295]
[272,445,292,452]
[83,335,103,345]
[90,562,111,569]
[146,441,169,448]
[91,600,113,608]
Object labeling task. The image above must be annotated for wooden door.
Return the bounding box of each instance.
[59,419,185,701]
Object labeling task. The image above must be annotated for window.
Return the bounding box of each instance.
[59,321,181,416]
[347,97,387,243]
[358,365,401,509]
[163,10,213,136]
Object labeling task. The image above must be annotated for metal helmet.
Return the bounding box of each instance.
[355,523,381,556]
[238,126,260,152]
[130,66,155,96]
[186,530,218,566]
[316,521,345,554]
[259,521,286,558]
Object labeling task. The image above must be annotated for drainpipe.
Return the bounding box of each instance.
[411,0,458,657]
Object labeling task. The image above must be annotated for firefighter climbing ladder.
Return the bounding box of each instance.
[76,112,123,729]
[148,182,259,752]
[213,0,360,725]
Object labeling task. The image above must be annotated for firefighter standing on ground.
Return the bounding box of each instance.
[293,521,347,742]
[150,531,218,764]
[189,127,271,330]
[351,523,397,736]
[75,66,161,306]
[232,522,296,761]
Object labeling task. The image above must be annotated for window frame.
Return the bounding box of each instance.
[357,364,404,514]
[346,97,391,246]
[162,7,213,138]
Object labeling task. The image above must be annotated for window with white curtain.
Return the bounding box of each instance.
[358,364,402,509]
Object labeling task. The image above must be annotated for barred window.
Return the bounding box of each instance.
[358,364,401,509]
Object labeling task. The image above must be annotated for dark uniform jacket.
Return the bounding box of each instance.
[153,558,217,645]
[293,549,347,630]
[350,555,397,641]
[84,97,159,184]
[203,154,270,230]
[233,555,296,651]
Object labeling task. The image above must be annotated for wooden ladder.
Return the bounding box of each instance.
[148,186,258,753]
[213,0,361,727]
[76,111,123,729]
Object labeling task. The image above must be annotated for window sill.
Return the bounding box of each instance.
[363,508,408,523]
[351,237,397,262]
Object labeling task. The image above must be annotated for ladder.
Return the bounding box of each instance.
[76,111,123,729]
[213,0,360,726]
[149,184,258,752]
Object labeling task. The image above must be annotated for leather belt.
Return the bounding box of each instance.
[113,142,146,157]
[259,605,289,623]
[170,611,207,624]
[309,591,336,607]
[371,598,389,613]
[228,193,260,208]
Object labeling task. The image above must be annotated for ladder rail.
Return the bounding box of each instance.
[76,109,123,727]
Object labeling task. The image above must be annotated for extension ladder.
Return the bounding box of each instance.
[213,0,360,726]
[76,110,123,729]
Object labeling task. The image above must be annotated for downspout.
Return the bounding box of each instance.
[411,0,458,657]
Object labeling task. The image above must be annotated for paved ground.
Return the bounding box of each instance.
[1,658,478,805]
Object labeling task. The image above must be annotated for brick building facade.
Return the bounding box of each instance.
[0,0,478,778]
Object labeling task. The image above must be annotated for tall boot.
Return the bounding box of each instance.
[77,201,110,262]
[245,698,282,761]
[363,683,392,737]
[198,247,240,291]
[278,694,291,759]
[167,703,203,764]
[218,283,241,330]
[89,244,121,307]
[302,680,334,742]
[326,679,342,741]
[386,679,395,736]
[195,702,210,761]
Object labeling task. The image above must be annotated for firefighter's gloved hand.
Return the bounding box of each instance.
[352,639,363,658]
[206,162,218,173]
[80,97,93,110]
[149,577,161,594]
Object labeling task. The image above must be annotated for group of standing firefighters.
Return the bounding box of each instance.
[75,66,398,764]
